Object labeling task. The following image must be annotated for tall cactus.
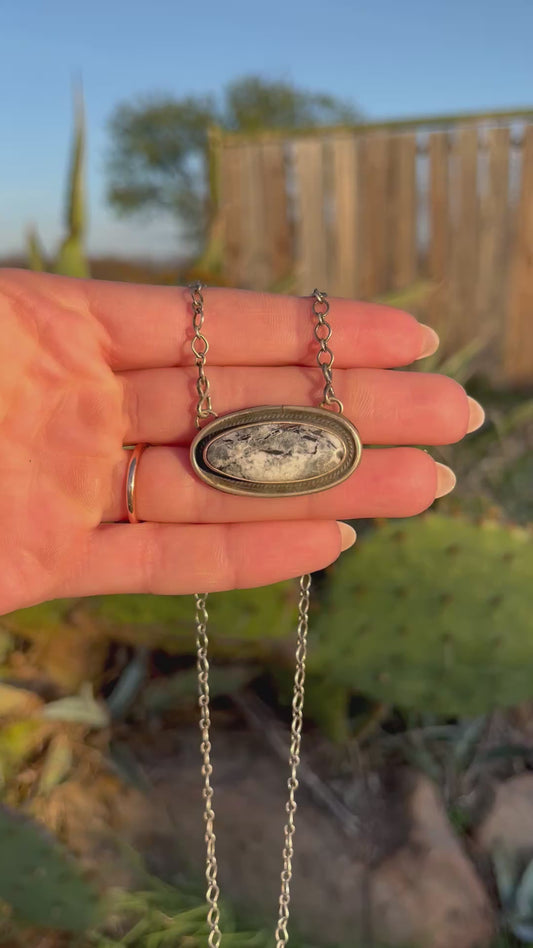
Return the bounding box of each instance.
[26,226,46,271]
[54,83,89,277]
[26,84,90,278]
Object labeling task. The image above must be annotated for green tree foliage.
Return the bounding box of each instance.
[105,75,361,252]
[106,95,216,251]
[222,75,360,132]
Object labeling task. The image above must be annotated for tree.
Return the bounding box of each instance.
[106,75,361,253]
[223,75,360,132]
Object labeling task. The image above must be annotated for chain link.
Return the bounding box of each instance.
[194,592,222,948]
[189,282,218,429]
[188,284,337,946]
[274,572,311,948]
[193,578,311,948]
[312,288,344,414]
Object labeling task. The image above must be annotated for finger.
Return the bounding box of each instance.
[5,271,438,371]
[105,446,444,524]
[119,366,471,447]
[61,520,352,597]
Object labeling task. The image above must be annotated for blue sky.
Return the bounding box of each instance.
[1,0,532,258]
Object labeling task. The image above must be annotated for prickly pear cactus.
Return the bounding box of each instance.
[4,580,297,660]
[311,513,533,716]
[5,513,532,720]
[0,803,100,931]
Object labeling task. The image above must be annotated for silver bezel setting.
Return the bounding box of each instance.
[189,404,363,497]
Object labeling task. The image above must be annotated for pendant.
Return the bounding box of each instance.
[190,405,362,497]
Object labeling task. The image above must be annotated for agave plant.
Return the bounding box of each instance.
[26,84,90,278]
[493,845,533,943]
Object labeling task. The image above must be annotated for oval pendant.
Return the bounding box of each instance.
[189,405,363,497]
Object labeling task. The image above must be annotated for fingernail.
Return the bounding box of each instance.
[467,396,485,433]
[435,462,456,498]
[337,521,357,551]
[415,324,440,360]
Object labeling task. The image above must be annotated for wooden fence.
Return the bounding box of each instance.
[214,110,533,385]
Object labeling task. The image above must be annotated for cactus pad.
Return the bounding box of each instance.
[4,581,297,659]
[311,514,533,715]
[0,804,100,931]
[4,514,532,720]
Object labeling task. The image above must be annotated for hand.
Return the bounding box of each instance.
[0,269,482,615]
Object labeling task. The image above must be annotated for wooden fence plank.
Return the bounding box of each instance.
[329,134,360,298]
[390,133,417,290]
[428,132,450,280]
[505,126,533,384]
[448,127,479,351]
[219,144,245,286]
[293,137,328,293]
[359,133,391,298]
[476,127,511,374]
[427,132,450,333]
[218,119,533,385]
[239,143,270,289]
[258,141,292,288]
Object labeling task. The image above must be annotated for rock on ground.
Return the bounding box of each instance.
[476,771,533,853]
[372,776,494,948]
[30,726,496,947]
[135,728,495,948]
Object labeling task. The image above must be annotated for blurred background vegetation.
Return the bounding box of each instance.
[1,57,533,948]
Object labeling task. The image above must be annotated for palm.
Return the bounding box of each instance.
[1,272,124,611]
[0,269,477,616]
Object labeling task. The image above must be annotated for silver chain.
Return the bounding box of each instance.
[189,283,338,946]
[274,572,311,947]
[194,591,222,948]
[190,282,218,429]
[312,289,344,414]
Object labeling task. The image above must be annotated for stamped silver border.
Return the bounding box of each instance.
[189,405,363,497]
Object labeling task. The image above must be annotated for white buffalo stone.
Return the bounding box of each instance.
[205,422,345,482]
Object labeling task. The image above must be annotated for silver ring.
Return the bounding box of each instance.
[126,443,148,523]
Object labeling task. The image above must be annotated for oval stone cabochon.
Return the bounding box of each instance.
[205,422,346,483]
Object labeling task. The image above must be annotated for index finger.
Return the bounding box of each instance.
[5,271,438,371]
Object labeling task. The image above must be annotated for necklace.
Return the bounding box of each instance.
[188,283,363,946]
